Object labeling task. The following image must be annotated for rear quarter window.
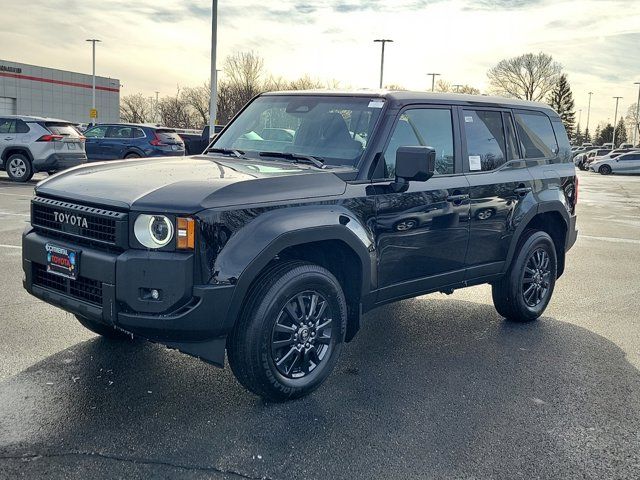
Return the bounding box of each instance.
[515,113,558,159]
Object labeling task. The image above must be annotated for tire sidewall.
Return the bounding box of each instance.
[508,231,557,321]
[6,154,33,182]
[252,267,347,398]
[599,165,611,175]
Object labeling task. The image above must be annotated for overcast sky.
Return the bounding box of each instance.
[2,0,640,128]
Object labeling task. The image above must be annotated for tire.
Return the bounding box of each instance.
[124,153,141,159]
[227,261,347,401]
[75,315,131,340]
[492,231,557,322]
[599,164,612,175]
[5,154,33,182]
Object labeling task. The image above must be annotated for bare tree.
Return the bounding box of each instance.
[487,53,561,101]
[158,88,198,129]
[384,84,408,91]
[625,103,639,144]
[120,93,154,123]
[433,80,480,95]
[183,81,210,128]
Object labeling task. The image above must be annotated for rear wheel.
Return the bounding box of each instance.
[492,231,557,322]
[227,261,347,401]
[75,315,131,340]
[124,153,141,159]
[6,154,33,182]
[599,164,612,175]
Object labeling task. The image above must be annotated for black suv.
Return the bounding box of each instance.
[22,92,577,401]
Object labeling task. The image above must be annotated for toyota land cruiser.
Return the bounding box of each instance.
[22,91,578,400]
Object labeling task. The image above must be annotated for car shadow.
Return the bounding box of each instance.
[1,298,639,479]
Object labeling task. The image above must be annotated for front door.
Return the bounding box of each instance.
[461,109,535,277]
[373,106,470,302]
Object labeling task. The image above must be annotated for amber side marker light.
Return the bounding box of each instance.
[177,217,195,250]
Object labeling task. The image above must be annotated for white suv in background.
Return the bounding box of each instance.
[0,115,87,182]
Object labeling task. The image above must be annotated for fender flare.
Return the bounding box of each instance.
[502,200,570,273]
[211,205,376,331]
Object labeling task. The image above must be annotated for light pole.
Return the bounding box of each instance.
[373,39,393,89]
[209,0,218,140]
[155,91,160,124]
[634,82,640,146]
[612,96,623,147]
[453,84,463,93]
[585,91,593,139]
[427,73,440,92]
[85,39,101,124]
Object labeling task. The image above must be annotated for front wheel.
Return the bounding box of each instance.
[6,154,33,182]
[492,231,557,322]
[227,261,347,401]
[599,164,612,175]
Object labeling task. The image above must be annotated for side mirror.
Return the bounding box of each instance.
[395,146,436,183]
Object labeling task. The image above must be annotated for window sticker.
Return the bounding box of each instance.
[368,100,385,108]
[465,116,474,123]
[469,155,481,171]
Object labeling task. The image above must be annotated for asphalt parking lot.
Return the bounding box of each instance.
[1,170,639,479]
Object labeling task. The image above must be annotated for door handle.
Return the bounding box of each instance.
[446,194,469,203]
[514,186,532,196]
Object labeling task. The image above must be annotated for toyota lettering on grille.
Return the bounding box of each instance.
[53,211,89,229]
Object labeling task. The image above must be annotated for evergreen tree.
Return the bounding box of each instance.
[584,127,591,143]
[547,74,576,139]
[574,124,583,145]
[593,125,601,144]
[598,124,614,145]
[614,117,627,146]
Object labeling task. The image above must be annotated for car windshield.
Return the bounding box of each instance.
[210,95,385,167]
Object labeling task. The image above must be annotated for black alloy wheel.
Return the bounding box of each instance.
[271,291,333,379]
[521,248,551,307]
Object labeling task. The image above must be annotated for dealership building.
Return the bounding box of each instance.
[0,59,120,124]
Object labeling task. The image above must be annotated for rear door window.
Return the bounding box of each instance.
[46,123,81,137]
[106,126,133,138]
[132,128,146,138]
[463,110,507,171]
[16,120,30,133]
[514,113,558,159]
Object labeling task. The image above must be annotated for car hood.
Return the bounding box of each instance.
[35,155,348,213]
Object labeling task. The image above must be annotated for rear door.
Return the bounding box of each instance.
[462,108,534,278]
[104,125,134,159]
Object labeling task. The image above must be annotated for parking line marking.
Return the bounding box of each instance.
[0,211,29,217]
[580,234,640,245]
[0,244,20,249]
[0,191,33,198]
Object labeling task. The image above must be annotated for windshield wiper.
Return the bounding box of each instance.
[258,151,325,168]
[207,147,245,158]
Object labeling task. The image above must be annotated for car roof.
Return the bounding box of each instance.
[0,114,74,123]
[261,90,559,117]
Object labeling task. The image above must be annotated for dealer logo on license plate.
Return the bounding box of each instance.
[46,243,80,279]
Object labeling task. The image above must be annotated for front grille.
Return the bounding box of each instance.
[32,263,103,306]
[31,197,127,249]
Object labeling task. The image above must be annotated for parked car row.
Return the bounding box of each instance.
[588,150,640,175]
[0,115,219,182]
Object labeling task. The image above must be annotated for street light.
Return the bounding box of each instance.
[209,0,218,139]
[85,39,101,124]
[427,73,441,92]
[453,84,463,93]
[634,82,640,146]
[612,96,623,147]
[585,91,593,138]
[373,39,393,89]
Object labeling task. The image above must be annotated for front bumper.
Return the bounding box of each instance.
[33,152,87,172]
[22,229,234,366]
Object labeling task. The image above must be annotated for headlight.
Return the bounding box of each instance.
[134,214,174,248]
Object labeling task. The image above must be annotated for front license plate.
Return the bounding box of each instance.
[46,243,80,279]
[67,142,76,150]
